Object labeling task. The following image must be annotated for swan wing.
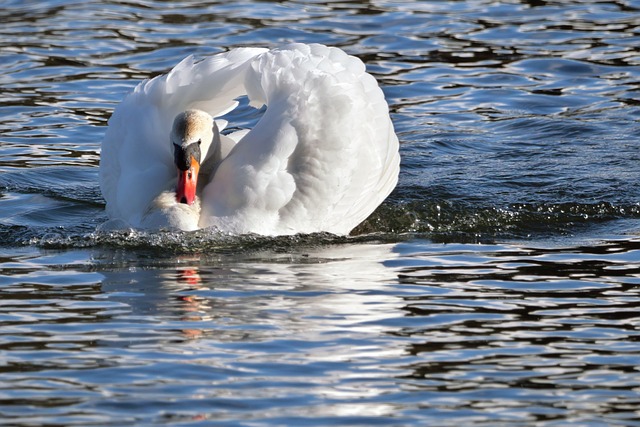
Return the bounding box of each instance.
[200,44,400,235]
[100,48,267,227]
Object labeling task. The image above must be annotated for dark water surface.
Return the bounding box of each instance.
[1,0,640,425]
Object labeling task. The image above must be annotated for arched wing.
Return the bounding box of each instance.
[200,44,400,235]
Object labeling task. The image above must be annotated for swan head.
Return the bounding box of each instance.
[171,109,214,205]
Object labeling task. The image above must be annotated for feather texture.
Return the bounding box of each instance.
[100,43,400,235]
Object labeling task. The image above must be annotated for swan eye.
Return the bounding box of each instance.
[197,139,202,146]
[173,143,184,169]
[173,141,201,169]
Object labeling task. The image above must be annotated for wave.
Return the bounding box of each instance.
[2,166,638,250]
[1,197,638,252]
[355,199,640,241]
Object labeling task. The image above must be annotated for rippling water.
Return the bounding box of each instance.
[1,0,640,425]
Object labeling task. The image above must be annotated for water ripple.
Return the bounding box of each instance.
[1,239,639,425]
[1,1,640,425]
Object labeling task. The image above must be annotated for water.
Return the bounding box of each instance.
[1,0,640,425]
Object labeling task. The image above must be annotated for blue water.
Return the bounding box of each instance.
[1,1,640,425]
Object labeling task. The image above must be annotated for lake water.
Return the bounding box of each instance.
[1,0,640,425]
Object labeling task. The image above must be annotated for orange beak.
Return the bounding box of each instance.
[176,156,200,205]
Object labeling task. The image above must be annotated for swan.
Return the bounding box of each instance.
[100,43,400,235]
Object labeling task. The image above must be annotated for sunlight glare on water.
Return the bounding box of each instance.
[1,0,640,425]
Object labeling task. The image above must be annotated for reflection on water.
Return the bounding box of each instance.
[100,244,403,340]
[1,239,640,425]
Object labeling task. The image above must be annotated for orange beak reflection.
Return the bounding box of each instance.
[176,156,200,205]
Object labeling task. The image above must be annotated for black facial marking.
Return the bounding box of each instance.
[173,142,201,171]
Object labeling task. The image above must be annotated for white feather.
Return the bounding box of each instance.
[100,43,400,235]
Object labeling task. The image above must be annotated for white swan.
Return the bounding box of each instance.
[100,43,400,235]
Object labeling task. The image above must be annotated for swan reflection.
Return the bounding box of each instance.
[99,243,404,347]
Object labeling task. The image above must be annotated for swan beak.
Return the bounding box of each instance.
[176,156,200,205]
